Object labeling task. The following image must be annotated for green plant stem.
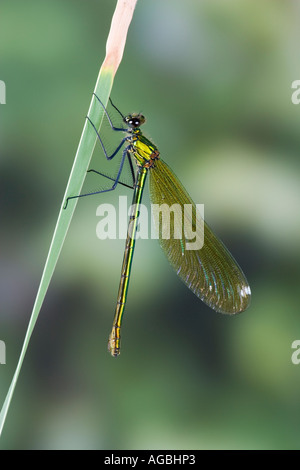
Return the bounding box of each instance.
[0,0,138,437]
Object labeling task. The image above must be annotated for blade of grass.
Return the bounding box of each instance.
[0,0,138,437]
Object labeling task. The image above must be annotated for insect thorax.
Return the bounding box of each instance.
[131,131,160,168]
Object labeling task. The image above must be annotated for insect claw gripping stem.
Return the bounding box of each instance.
[63,110,132,208]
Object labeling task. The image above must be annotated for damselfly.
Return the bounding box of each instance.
[66,95,251,357]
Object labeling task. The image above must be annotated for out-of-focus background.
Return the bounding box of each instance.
[1,0,300,450]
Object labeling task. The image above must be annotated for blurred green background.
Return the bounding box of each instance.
[1,0,300,450]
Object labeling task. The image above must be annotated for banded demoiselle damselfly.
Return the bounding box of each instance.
[66,95,251,357]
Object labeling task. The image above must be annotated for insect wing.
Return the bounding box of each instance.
[149,159,251,314]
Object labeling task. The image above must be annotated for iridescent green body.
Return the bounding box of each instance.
[131,130,159,167]
[108,114,251,357]
[108,165,147,356]
[108,126,159,356]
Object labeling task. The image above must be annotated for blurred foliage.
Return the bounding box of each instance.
[0,0,300,449]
